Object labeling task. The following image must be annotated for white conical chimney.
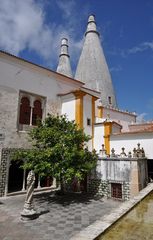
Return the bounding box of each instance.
[57,38,73,78]
[75,15,117,107]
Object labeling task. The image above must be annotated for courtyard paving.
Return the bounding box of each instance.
[0,191,120,240]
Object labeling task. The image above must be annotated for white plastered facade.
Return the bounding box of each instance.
[110,133,153,159]
[101,107,136,131]
[61,94,75,121]
[0,52,83,148]
[94,124,105,152]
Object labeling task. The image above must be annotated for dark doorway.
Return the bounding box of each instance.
[40,176,53,187]
[147,159,153,181]
[111,183,122,199]
[8,161,23,193]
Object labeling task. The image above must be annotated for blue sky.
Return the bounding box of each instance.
[0,0,153,121]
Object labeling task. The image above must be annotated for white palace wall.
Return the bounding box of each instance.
[102,108,136,131]
[0,54,82,149]
[110,133,153,159]
[94,124,105,153]
[61,94,75,121]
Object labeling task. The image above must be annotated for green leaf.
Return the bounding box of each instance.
[12,114,98,182]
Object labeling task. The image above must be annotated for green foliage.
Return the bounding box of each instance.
[13,114,98,182]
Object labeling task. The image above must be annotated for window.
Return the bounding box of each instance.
[108,96,112,105]
[111,183,122,199]
[19,92,45,130]
[32,100,42,125]
[87,118,91,126]
[19,97,31,124]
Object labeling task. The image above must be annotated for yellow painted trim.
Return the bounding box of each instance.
[98,106,103,118]
[75,96,83,128]
[104,122,112,155]
[92,96,97,150]
[74,91,86,129]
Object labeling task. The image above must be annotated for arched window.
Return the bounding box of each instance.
[32,100,42,125]
[19,97,31,125]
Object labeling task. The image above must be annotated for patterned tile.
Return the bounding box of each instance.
[0,192,120,240]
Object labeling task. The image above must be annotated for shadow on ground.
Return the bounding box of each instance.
[37,209,50,216]
[34,191,103,206]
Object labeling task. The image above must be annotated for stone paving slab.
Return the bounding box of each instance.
[70,183,153,240]
[0,191,120,240]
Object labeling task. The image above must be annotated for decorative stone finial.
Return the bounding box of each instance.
[111,148,116,158]
[136,143,140,156]
[141,148,146,158]
[56,38,73,78]
[120,147,127,158]
[132,144,146,158]
[99,144,107,158]
[101,144,105,151]
[106,113,110,121]
[133,148,137,158]
[128,151,132,158]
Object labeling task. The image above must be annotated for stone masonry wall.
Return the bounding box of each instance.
[87,178,108,197]
[88,177,130,200]
[0,148,11,197]
[123,182,130,200]
[0,86,31,149]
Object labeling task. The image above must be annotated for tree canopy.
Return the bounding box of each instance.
[13,114,98,184]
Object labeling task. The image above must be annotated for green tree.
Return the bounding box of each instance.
[13,114,98,191]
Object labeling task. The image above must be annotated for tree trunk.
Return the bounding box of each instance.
[60,176,66,193]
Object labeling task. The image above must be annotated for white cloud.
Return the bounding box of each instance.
[108,47,127,58]
[109,40,153,58]
[136,113,147,123]
[0,0,52,58]
[56,0,76,18]
[0,0,83,69]
[110,65,122,72]
[128,41,153,54]
[143,41,153,50]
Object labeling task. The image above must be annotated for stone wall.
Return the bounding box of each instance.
[122,181,130,200]
[0,86,31,149]
[88,178,130,200]
[87,156,147,200]
[0,147,57,197]
[0,148,11,197]
[88,179,108,197]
